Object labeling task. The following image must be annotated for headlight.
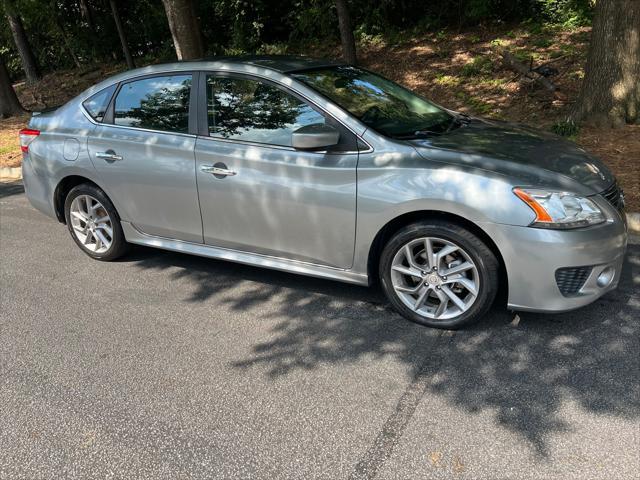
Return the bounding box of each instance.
[513,188,606,229]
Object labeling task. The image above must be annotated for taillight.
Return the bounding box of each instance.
[19,128,40,153]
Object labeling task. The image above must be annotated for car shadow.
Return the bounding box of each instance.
[0,181,25,199]
[126,242,639,457]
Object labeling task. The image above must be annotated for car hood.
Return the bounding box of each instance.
[410,118,614,193]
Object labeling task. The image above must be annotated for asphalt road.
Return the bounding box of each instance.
[1,181,639,480]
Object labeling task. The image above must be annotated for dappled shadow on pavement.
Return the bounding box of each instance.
[0,181,24,199]
[129,243,640,457]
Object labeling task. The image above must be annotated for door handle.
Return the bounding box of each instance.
[201,164,237,177]
[96,150,123,162]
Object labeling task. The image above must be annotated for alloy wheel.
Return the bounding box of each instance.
[69,194,113,254]
[390,237,480,320]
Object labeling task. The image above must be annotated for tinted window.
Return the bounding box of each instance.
[82,85,116,122]
[207,76,325,147]
[114,75,192,133]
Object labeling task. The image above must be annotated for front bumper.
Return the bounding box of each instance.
[480,214,628,313]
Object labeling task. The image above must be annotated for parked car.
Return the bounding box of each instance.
[21,56,628,328]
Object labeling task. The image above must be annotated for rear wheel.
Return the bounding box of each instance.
[379,220,499,329]
[64,184,128,261]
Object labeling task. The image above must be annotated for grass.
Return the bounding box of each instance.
[532,37,553,48]
[455,92,494,115]
[461,56,494,77]
[490,38,508,47]
[551,120,580,138]
[0,115,27,168]
[475,77,509,88]
[0,145,15,155]
[434,74,461,86]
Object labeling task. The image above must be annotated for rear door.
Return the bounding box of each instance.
[87,73,203,243]
[194,72,360,268]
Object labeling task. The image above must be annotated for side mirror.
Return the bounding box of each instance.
[291,123,340,150]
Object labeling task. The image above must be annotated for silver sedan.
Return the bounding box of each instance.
[21,56,628,328]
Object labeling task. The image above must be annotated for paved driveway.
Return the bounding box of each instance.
[1,182,639,479]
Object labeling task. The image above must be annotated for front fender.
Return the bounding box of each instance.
[352,143,535,277]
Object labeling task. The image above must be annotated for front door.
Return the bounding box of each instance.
[194,73,359,268]
[87,73,203,243]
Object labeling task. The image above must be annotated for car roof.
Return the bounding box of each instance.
[182,55,346,73]
[76,55,351,116]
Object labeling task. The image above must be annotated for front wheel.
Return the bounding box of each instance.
[379,220,499,329]
[64,184,129,261]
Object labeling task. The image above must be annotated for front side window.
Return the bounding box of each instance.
[114,74,192,133]
[207,75,325,147]
[83,84,116,122]
[293,66,453,138]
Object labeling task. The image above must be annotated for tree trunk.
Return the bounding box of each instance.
[335,0,357,64]
[3,0,40,83]
[572,0,640,127]
[161,0,204,60]
[109,0,134,69]
[0,55,25,118]
[79,0,96,34]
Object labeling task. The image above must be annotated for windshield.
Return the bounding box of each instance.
[292,66,453,138]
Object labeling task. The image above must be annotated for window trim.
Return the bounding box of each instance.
[196,70,371,154]
[82,84,117,123]
[81,71,198,137]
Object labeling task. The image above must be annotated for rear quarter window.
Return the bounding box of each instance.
[82,85,116,122]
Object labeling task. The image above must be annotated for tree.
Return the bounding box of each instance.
[79,0,97,35]
[572,0,640,127]
[161,0,204,60]
[47,0,82,69]
[335,0,357,64]
[0,55,25,118]
[109,0,134,69]
[3,0,40,83]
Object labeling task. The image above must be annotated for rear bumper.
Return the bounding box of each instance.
[22,156,56,219]
[480,215,628,313]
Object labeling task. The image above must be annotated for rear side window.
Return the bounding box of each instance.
[206,75,325,147]
[82,85,116,122]
[113,74,192,133]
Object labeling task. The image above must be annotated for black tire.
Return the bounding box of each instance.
[379,220,499,329]
[64,183,129,261]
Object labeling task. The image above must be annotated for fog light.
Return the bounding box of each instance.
[596,267,614,288]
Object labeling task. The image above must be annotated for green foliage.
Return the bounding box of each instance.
[0,45,21,79]
[461,56,494,77]
[0,0,595,82]
[0,144,14,155]
[287,0,336,42]
[356,31,386,48]
[476,77,508,88]
[434,74,461,87]
[535,0,593,27]
[532,37,553,48]
[256,42,290,55]
[551,120,579,137]
[456,91,493,115]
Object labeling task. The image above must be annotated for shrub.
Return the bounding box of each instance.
[551,120,580,137]
[536,0,593,27]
